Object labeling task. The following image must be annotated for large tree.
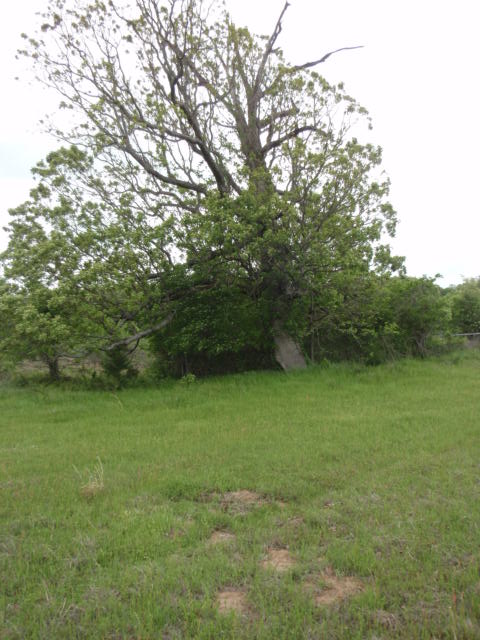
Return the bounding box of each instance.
[9,0,399,370]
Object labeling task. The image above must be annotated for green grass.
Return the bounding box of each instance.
[1,353,479,639]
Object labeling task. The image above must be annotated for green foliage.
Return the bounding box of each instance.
[149,283,276,377]
[450,278,480,334]
[101,345,138,385]
[4,0,406,376]
[0,278,87,380]
[305,275,450,363]
[383,276,450,356]
[0,146,174,374]
[179,372,196,385]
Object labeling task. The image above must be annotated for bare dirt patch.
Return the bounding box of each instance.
[209,530,236,545]
[304,567,363,606]
[261,548,296,572]
[216,588,248,615]
[220,490,264,514]
[223,490,262,504]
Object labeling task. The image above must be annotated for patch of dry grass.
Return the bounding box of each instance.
[74,457,104,499]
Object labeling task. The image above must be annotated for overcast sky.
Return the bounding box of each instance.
[1,0,479,286]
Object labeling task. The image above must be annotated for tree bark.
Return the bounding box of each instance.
[273,321,307,371]
[46,357,61,382]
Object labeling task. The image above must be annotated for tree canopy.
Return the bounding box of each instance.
[2,0,403,376]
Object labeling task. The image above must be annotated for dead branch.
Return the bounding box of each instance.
[293,46,364,71]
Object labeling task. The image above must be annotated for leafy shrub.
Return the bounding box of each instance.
[450,278,480,334]
[101,345,138,384]
[149,284,276,377]
[304,275,450,363]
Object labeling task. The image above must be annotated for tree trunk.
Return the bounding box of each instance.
[273,321,307,371]
[46,357,61,382]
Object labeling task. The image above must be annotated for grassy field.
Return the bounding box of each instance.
[1,353,479,639]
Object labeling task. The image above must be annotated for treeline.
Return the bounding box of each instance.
[148,273,480,377]
[1,271,479,384]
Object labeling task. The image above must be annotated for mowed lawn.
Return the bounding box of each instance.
[1,354,479,639]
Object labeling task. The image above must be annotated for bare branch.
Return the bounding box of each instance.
[263,125,318,153]
[258,106,299,129]
[105,314,175,350]
[253,1,290,97]
[122,140,208,195]
[293,46,364,71]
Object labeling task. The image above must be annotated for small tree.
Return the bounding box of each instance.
[0,281,80,380]
[102,344,138,383]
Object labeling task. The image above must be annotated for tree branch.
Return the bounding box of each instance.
[253,1,290,97]
[263,125,318,153]
[293,46,364,71]
[258,106,299,129]
[122,140,208,195]
[105,314,174,350]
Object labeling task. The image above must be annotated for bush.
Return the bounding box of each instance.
[149,285,276,377]
[304,275,450,364]
[450,278,480,334]
[101,345,138,384]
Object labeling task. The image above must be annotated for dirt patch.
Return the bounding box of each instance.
[304,567,363,606]
[261,548,296,572]
[222,490,262,505]
[216,588,248,615]
[220,490,264,514]
[79,482,103,499]
[209,530,236,545]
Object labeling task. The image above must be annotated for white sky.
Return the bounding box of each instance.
[1,0,479,286]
